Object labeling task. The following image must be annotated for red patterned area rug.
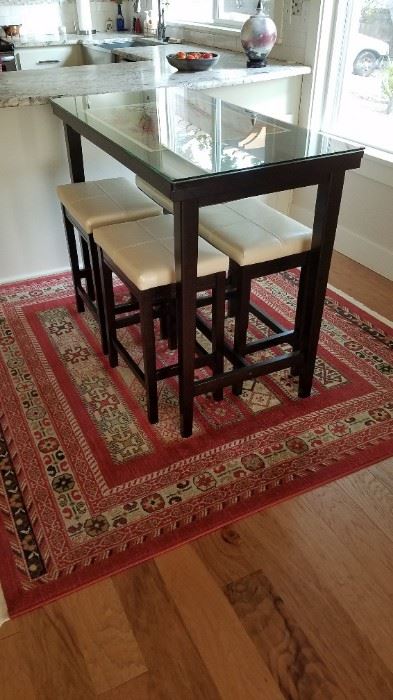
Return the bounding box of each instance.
[0,271,392,619]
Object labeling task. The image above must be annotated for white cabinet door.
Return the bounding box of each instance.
[16,45,83,70]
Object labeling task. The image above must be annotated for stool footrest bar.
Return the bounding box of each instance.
[115,339,145,384]
[245,330,295,354]
[249,302,286,334]
[194,351,300,396]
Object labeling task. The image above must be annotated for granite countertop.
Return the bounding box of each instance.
[1,36,310,108]
[10,31,147,48]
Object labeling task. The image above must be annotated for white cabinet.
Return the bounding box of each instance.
[16,45,83,70]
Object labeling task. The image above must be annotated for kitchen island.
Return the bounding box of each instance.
[0,40,310,281]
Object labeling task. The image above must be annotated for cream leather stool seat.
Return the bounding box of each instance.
[95,215,229,427]
[57,177,162,354]
[93,215,229,290]
[57,178,161,233]
[135,177,312,264]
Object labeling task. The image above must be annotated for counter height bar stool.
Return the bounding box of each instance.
[94,215,228,426]
[57,178,162,354]
[135,178,313,398]
[197,198,312,396]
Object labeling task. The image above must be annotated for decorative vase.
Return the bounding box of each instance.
[116,3,125,32]
[240,0,277,68]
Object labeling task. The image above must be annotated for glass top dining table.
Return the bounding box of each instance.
[51,86,364,436]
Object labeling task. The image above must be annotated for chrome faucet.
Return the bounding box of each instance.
[156,0,166,41]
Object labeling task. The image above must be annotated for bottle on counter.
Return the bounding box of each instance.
[105,17,113,32]
[135,16,142,34]
[116,3,125,32]
[144,10,153,36]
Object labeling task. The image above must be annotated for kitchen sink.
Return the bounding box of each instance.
[94,39,163,50]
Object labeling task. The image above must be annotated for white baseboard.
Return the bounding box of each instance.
[0,265,71,286]
[291,205,393,282]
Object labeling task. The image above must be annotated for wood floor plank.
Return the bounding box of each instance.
[370,458,393,493]
[98,672,151,700]
[54,578,147,694]
[12,605,95,700]
[194,514,393,700]
[338,469,393,543]
[299,479,393,600]
[0,617,19,641]
[0,632,38,700]
[225,569,344,700]
[192,525,258,585]
[329,252,393,322]
[271,496,393,673]
[113,558,221,700]
[156,545,285,700]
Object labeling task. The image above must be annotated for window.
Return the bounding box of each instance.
[218,0,274,24]
[165,0,277,27]
[322,0,393,156]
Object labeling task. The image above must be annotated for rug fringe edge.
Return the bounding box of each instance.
[327,284,393,328]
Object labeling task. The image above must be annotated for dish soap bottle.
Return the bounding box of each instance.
[116,3,125,32]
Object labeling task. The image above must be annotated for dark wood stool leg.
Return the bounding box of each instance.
[212,272,226,401]
[159,303,169,341]
[167,298,178,351]
[99,250,118,368]
[87,236,108,355]
[232,268,251,396]
[227,260,239,318]
[62,208,84,313]
[80,235,95,301]
[140,290,159,424]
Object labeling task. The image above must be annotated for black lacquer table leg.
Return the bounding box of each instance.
[174,200,199,438]
[298,171,346,398]
[290,263,308,377]
[64,124,85,184]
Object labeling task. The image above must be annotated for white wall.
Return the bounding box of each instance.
[0,104,133,283]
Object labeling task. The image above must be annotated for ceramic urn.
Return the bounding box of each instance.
[240,0,277,67]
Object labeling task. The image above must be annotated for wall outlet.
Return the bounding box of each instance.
[292,0,303,16]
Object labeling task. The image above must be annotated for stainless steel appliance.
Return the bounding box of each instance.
[0,38,16,71]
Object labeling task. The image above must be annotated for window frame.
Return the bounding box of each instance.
[216,0,260,27]
[301,0,393,179]
[165,0,283,33]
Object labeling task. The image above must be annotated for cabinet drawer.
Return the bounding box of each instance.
[16,45,82,70]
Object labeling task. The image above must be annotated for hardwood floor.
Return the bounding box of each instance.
[1,252,392,700]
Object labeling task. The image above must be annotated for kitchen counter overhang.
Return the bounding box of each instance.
[1,42,310,108]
